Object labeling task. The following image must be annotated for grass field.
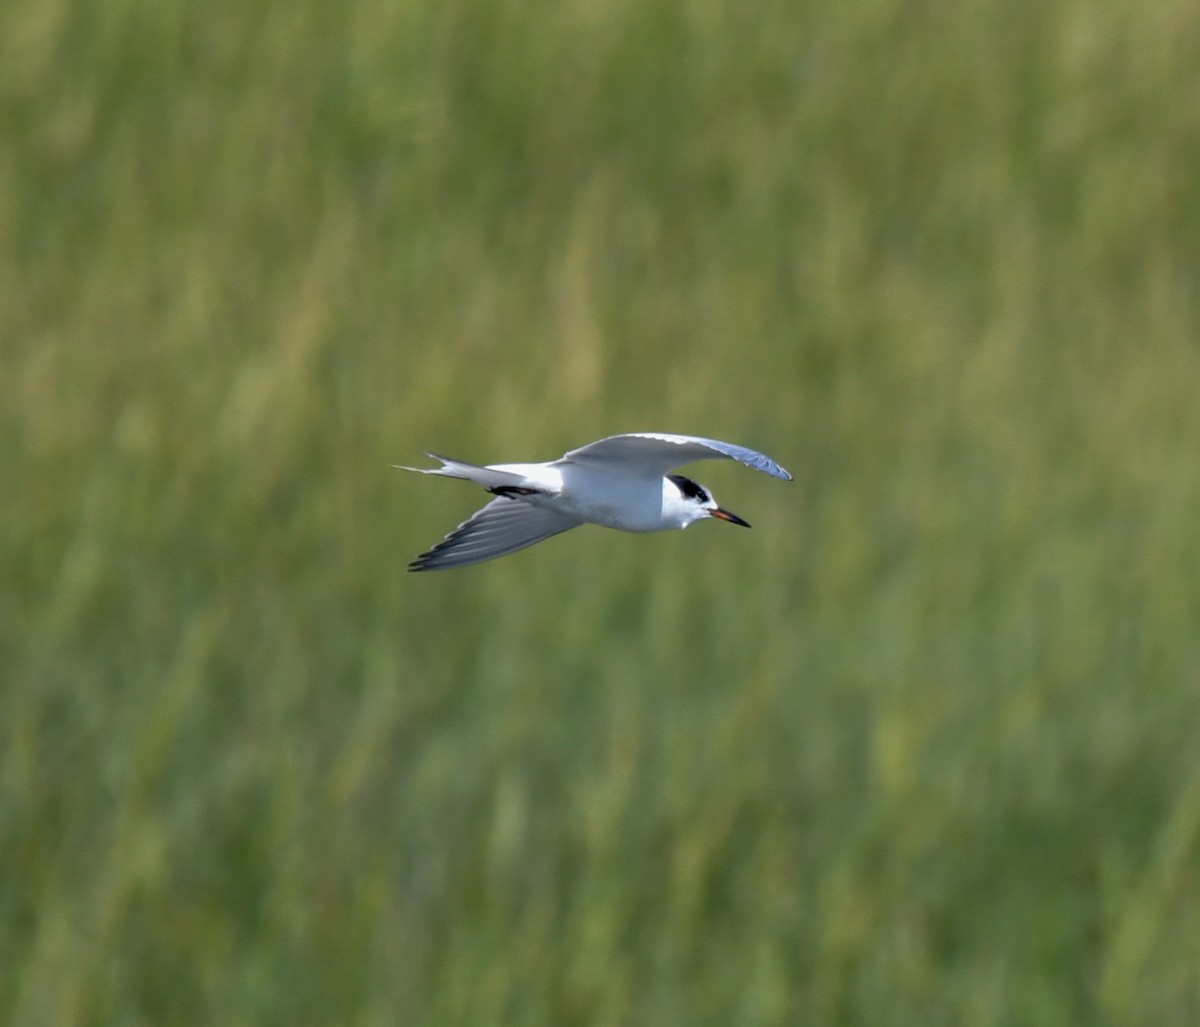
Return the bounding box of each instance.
[4,0,1200,1023]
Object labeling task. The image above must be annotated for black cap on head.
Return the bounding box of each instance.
[666,473,709,504]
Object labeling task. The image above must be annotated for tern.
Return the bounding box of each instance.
[399,432,792,571]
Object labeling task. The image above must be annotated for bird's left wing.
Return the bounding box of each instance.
[408,497,581,571]
[562,432,792,481]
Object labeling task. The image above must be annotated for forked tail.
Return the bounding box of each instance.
[394,453,529,491]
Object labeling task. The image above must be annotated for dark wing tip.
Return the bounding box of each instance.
[409,555,460,572]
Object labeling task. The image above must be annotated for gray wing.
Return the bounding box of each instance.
[562,432,792,481]
[408,497,581,571]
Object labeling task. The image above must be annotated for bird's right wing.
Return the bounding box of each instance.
[408,497,581,571]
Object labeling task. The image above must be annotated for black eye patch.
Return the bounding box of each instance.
[667,474,709,504]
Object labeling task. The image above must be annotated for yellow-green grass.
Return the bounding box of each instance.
[4,0,1200,1023]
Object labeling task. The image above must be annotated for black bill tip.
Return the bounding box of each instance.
[710,508,751,528]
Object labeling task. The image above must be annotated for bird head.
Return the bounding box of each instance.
[664,474,751,529]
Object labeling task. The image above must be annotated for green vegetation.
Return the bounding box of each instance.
[4,0,1200,1022]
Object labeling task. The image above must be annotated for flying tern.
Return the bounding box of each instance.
[399,432,792,571]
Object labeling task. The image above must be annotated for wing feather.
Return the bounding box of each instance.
[408,497,580,571]
[562,432,792,481]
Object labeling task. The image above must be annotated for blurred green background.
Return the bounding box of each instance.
[4,0,1200,1023]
